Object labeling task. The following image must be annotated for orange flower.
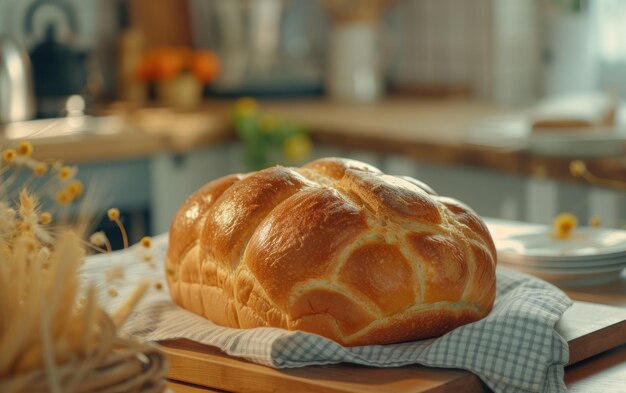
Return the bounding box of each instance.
[190,50,220,83]
[137,48,189,82]
[155,48,188,80]
[137,47,219,83]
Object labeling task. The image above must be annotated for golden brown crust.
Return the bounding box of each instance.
[166,157,497,346]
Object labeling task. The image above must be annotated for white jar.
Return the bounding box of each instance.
[328,21,383,103]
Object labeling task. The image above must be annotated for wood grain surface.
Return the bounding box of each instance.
[163,340,486,393]
[565,343,626,393]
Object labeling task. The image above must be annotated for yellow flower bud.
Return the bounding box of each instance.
[89,231,107,246]
[260,113,279,133]
[32,162,48,177]
[570,160,586,177]
[235,97,259,117]
[67,179,84,198]
[283,134,312,162]
[107,208,120,221]
[57,166,76,181]
[55,190,73,206]
[553,212,578,239]
[39,212,53,225]
[16,141,33,157]
[140,236,152,248]
[2,149,16,162]
[589,216,601,228]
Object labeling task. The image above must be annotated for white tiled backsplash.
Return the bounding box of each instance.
[386,0,541,105]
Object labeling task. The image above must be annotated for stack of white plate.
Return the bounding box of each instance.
[494,225,626,286]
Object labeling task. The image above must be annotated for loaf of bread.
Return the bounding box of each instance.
[166,158,497,346]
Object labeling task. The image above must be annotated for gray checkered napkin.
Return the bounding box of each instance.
[87,235,572,393]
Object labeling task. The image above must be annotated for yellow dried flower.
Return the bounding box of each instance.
[589,216,602,228]
[55,190,73,206]
[140,236,152,248]
[553,212,578,239]
[67,179,84,198]
[570,160,586,177]
[108,207,128,249]
[107,208,120,221]
[39,212,52,225]
[32,162,48,177]
[155,282,163,291]
[89,231,107,246]
[16,141,33,157]
[2,149,16,162]
[108,287,118,298]
[58,166,76,181]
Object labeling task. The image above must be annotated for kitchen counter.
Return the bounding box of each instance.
[2,98,625,189]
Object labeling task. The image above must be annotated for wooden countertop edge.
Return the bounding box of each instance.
[12,98,625,188]
[29,131,169,164]
[26,123,626,189]
[160,339,488,393]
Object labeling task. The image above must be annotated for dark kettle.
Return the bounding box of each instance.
[30,24,88,100]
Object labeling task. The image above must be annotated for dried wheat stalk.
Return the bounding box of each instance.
[0,142,168,392]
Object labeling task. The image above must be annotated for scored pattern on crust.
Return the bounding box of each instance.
[165,158,497,346]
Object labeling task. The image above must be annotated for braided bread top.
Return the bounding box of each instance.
[166,157,497,346]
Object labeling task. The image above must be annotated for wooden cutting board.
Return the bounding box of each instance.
[160,301,626,393]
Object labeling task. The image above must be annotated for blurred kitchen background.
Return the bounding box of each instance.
[1,0,625,246]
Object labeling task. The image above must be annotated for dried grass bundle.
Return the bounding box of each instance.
[0,143,167,392]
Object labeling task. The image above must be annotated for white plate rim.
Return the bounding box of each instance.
[495,227,626,260]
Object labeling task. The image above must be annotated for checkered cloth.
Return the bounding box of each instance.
[84,233,571,393]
